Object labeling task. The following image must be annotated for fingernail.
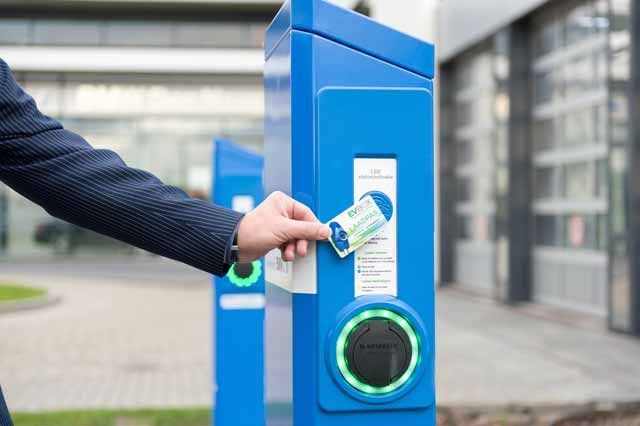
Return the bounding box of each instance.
[319,225,331,239]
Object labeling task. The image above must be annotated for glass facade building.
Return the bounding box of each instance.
[529,0,609,316]
[440,0,639,335]
[0,1,271,258]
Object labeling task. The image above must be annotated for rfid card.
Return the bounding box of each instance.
[326,195,389,258]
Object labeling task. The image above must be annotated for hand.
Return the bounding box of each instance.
[236,191,331,262]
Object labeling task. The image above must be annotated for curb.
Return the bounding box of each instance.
[0,292,62,314]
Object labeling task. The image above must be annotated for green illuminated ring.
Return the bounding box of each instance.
[226,260,262,288]
[335,308,420,395]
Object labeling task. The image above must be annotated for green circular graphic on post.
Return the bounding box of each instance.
[336,309,420,395]
[226,260,262,288]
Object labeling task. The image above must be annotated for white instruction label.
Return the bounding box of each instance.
[353,158,397,297]
[265,242,317,294]
[265,249,293,290]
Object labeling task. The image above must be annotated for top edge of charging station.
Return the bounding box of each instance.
[214,138,264,177]
[265,0,435,80]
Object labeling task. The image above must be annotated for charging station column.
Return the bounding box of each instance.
[212,139,265,426]
[264,1,436,425]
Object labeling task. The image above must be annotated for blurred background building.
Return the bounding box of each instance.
[0,0,358,257]
[0,0,638,337]
[437,0,640,337]
[0,0,275,257]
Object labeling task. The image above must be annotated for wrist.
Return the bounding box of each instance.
[225,217,243,265]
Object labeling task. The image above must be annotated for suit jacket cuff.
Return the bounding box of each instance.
[223,215,244,271]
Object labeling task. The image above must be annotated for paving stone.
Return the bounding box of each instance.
[1,258,640,412]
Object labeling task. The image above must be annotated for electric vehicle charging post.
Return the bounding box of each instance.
[212,139,265,426]
[264,1,436,425]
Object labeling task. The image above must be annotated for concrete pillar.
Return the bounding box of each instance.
[628,0,640,335]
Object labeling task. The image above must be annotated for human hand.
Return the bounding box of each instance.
[236,191,331,262]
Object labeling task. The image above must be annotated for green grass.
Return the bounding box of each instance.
[12,405,292,426]
[0,284,46,303]
[12,408,211,426]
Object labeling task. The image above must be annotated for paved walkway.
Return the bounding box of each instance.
[1,258,640,412]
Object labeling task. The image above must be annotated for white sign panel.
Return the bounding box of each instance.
[353,158,398,297]
[219,294,266,310]
[265,242,317,294]
[265,249,293,291]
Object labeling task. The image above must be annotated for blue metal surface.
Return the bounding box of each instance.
[265,0,435,79]
[212,139,265,426]
[264,4,435,425]
[316,88,434,413]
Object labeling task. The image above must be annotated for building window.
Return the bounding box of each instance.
[0,19,30,44]
[0,18,266,49]
[33,20,103,46]
[564,162,595,199]
[531,0,609,251]
[2,73,263,258]
[449,43,499,244]
[535,167,558,199]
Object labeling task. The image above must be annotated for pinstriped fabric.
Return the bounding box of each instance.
[0,58,242,276]
[0,387,11,426]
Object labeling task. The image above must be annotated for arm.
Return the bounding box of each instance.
[0,58,242,276]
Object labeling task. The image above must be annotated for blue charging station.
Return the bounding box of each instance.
[212,139,265,426]
[264,1,435,425]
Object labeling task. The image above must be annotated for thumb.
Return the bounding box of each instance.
[282,219,331,241]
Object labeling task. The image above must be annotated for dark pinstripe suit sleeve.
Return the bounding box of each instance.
[0,58,243,276]
[0,386,11,426]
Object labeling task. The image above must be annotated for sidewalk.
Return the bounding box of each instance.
[437,288,640,405]
[1,258,639,412]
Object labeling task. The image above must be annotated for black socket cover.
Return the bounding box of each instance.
[345,318,412,388]
[233,262,254,279]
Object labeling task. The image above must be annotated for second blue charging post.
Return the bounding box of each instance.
[212,139,265,426]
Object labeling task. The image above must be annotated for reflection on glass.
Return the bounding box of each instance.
[106,22,173,46]
[0,19,30,44]
[564,162,594,199]
[611,49,631,81]
[457,215,473,240]
[534,18,562,57]
[564,56,595,98]
[536,215,562,246]
[0,17,265,49]
[597,214,608,251]
[456,140,472,165]
[535,167,557,199]
[610,148,628,235]
[533,119,556,151]
[33,20,102,45]
[457,177,472,202]
[565,214,598,249]
[534,71,557,105]
[566,3,595,46]
[452,43,498,245]
[4,74,264,258]
[531,0,608,252]
[611,240,631,330]
[456,102,472,127]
